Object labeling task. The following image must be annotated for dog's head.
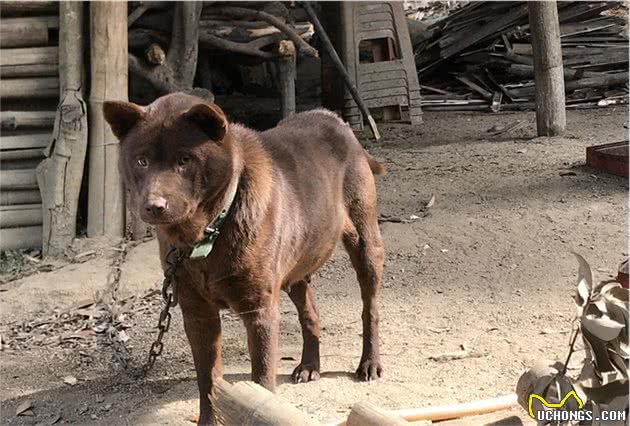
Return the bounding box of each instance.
[103,93,234,227]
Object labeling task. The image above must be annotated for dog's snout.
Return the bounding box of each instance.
[144,196,168,216]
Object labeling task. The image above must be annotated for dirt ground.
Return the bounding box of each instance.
[1,107,627,425]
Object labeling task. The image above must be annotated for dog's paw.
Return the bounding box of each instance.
[292,363,321,383]
[355,359,383,381]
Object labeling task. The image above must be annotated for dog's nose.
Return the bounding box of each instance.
[144,197,168,216]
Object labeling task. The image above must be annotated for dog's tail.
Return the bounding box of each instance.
[366,155,386,176]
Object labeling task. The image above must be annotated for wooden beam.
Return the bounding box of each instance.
[0,204,42,228]
[0,111,56,129]
[0,169,38,190]
[36,1,90,256]
[0,46,58,66]
[0,226,42,250]
[0,1,58,15]
[0,148,44,161]
[87,1,126,239]
[0,17,48,48]
[0,190,41,206]
[0,77,59,98]
[1,133,50,150]
[0,63,57,78]
[528,1,566,136]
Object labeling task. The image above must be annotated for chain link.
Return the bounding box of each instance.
[142,246,188,374]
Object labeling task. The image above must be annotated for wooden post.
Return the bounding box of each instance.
[277,40,296,118]
[87,1,126,239]
[528,1,566,136]
[35,2,90,256]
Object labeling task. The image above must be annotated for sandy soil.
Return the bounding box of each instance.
[1,107,627,425]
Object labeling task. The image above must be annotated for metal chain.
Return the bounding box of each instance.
[142,246,189,374]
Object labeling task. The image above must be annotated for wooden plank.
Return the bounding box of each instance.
[0,169,38,190]
[0,226,42,250]
[0,148,44,161]
[0,17,48,48]
[0,77,59,98]
[0,204,42,228]
[0,1,58,15]
[1,133,50,150]
[0,190,41,206]
[0,111,56,129]
[0,63,57,78]
[0,46,58,66]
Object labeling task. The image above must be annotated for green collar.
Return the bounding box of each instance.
[189,176,239,259]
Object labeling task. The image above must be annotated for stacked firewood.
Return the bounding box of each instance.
[411,1,629,111]
[127,1,315,100]
[0,1,60,250]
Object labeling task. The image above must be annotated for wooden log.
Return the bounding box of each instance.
[434,410,526,426]
[0,17,48,48]
[0,169,38,190]
[0,1,58,15]
[528,1,566,136]
[277,40,296,118]
[210,379,319,426]
[0,63,57,78]
[88,1,126,239]
[0,226,42,250]
[0,204,42,228]
[0,190,41,206]
[36,1,90,256]
[0,111,56,129]
[0,148,44,161]
[0,77,59,98]
[347,402,409,426]
[0,46,58,66]
[394,394,518,423]
[8,15,59,29]
[214,6,318,57]
[1,133,50,150]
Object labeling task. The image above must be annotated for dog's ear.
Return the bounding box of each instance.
[182,103,228,142]
[103,101,145,140]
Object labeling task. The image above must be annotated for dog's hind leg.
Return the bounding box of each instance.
[288,275,321,383]
[342,167,385,381]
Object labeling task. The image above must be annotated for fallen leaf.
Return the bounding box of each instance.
[426,195,435,209]
[51,413,62,424]
[63,375,78,386]
[15,400,32,416]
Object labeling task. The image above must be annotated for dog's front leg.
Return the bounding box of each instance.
[181,306,222,425]
[242,303,280,391]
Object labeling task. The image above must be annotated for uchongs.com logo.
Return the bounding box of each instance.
[528,391,627,423]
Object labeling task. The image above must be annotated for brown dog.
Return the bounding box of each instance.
[103,93,385,424]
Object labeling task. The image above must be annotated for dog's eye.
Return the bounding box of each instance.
[137,156,149,167]
[177,154,191,166]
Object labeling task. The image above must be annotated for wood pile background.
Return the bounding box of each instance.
[411,1,629,111]
[0,1,60,250]
[127,1,314,101]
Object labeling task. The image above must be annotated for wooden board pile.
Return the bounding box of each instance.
[0,1,59,250]
[412,1,629,111]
